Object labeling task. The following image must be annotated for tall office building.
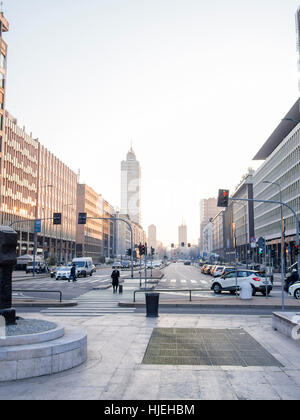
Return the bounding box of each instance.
[121,147,141,225]
[148,224,157,250]
[178,224,187,246]
[200,198,218,251]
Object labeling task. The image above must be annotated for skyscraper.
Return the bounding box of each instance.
[148,224,157,250]
[121,147,141,225]
[178,224,187,246]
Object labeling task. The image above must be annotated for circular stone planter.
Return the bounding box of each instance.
[0,319,87,382]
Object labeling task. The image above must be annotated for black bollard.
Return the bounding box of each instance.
[0,226,18,325]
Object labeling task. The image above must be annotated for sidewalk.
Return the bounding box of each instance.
[1,312,300,400]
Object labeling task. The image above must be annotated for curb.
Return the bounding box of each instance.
[119,302,300,310]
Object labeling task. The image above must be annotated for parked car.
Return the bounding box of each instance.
[209,265,217,276]
[288,282,300,299]
[211,269,272,296]
[204,265,213,274]
[213,266,225,277]
[26,261,46,274]
[184,260,191,266]
[201,264,208,273]
[153,261,162,268]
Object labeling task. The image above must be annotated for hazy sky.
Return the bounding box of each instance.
[4,0,300,245]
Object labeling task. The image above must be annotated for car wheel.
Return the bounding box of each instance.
[83,271,87,277]
[229,290,236,295]
[251,286,256,296]
[294,289,300,300]
[90,272,92,276]
[213,283,222,294]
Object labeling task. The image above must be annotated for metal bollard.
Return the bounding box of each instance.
[119,284,123,293]
[0,226,18,325]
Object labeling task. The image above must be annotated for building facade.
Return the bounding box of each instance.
[76,184,104,264]
[121,147,141,225]
[147,224,157,250]
[1,112,39,256]
[178,224,187,246]
[253,98,300,268]
[200,198,218,253]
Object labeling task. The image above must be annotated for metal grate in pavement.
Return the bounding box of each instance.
[142,328,283,367]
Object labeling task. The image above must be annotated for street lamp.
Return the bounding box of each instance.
[32,184,53,277]
[263,180,285,310]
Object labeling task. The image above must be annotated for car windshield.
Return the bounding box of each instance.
[57,267,69,272]
[74,262,85,267]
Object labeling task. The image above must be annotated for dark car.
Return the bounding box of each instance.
[184,260,191,265]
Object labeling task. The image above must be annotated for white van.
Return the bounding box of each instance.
[72,257,93,277]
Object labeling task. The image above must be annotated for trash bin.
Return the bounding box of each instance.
[119,284,123,293]
[145,293,159,317]
[239,281,253,300]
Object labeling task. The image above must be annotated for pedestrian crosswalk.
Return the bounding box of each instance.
[12,275,111,290]
[41,290,136,317]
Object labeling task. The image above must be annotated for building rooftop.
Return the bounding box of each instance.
[253,98,300,160]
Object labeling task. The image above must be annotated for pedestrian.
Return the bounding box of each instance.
[69,262,77,283]
[111,268,120,292]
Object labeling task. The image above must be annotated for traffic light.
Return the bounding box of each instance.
[181,242,185,247]
[53,213,62,225]
[188,243,191,248]
[126,248,132,256]
[139,244,145,256]
[217,189,229,208]
[171,243,174,248]
[295,245,299,256]
[78,212,87,225]
[151,247,155,256]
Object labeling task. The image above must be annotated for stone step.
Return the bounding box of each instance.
[0,328,87,381]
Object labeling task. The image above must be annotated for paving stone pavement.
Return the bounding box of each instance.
[1,312,300,400]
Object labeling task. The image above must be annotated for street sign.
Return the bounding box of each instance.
[34,220,41,233]
[250,237,256,243]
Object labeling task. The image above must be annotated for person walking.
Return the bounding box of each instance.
[111,268,120,292]
[69,262,77,283]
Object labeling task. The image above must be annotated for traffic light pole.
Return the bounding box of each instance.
[85,216,134,279]
[230,197,300,311]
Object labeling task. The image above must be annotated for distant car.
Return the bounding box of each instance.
[288,282,300,299]
[210,265,217,276]
[112,262,122,269]
[26,262,46,274]
[184,260,191,265]
[153,261,161,268]
[55,266,81,280]
[211,270,272,296]
[121,261,130,269]
[204,265,213,274]
[201,264,208,273]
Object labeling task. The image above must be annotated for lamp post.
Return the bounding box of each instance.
[33,184,53,278]
[263,180,285,311]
